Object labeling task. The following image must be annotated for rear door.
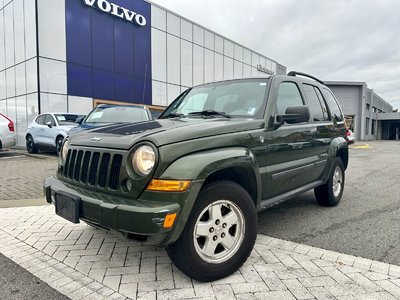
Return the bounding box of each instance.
[301,84,334,178]
[31,114,47,144]
[264,79,317,199]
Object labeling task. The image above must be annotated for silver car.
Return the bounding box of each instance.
[26,113,83,154]
[0,113,16,150]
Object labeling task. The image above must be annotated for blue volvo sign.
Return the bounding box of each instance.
[66,0,152,104]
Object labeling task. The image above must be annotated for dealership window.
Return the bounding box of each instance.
[366,103,370,111]
[276,82,304,115]
[372,119,376,135]
[366,117,370,134]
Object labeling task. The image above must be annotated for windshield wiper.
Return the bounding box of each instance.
[188,109,231,118]
[162,113,186,119]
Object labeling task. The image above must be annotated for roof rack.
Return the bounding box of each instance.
[287,71,325,85]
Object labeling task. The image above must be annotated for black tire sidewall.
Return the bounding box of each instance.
[56,137,63,154]
[316,157,345,206]
[26,136,37,154]
[168,181,257,281]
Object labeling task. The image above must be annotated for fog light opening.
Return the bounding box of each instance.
[121,178,133,192]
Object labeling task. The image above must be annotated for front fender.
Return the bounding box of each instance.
[160,147,259,181]
[157,147,261,245]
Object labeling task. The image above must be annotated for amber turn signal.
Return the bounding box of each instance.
[146,179,191,192]
[163,213,177,228]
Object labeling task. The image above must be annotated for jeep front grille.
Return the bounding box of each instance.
[63,149,123,190]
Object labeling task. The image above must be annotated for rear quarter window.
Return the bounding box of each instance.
[322,89,343,122]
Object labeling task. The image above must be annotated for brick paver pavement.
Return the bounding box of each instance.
[0,206,400,300]
[0,154,57,200]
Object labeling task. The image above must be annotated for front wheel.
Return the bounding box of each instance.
[314,157,345,206]
[166,181,257,282]
[56,136,64,155]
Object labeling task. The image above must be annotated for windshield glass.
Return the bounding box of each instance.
[161,79,269,119]
[55,114,82,125]
[85,106,150,124]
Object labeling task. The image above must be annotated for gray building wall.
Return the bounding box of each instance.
[326,81,393,141]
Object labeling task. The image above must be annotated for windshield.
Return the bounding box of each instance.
[55,114,82,125]
[161,79,269,119]
[85,106,150,124]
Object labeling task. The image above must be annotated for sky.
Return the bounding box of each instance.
[151,0,400,110]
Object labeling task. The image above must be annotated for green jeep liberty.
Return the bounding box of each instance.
[44,71,348,282]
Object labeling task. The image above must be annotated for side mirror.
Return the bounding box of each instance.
[46,121,53,128]
[75,117,84,124]
[276,106,310,125]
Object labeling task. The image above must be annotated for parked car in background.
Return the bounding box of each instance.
[26,113,84,154]
[0,113,16,150]
[68,104,153,135]
[346,128,355,144]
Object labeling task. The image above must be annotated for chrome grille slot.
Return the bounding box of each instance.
[73,150,84,181]
[98,153,111,188]
[80,151,91,183]
[68,150,77,179]
[109,154,123,190]
[88,152,100,186]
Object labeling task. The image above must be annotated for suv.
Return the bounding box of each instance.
[44,72,348,282]
[26,113,83,154]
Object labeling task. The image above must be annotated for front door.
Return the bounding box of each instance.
[264,80,317,199]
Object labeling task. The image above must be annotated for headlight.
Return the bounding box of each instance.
[132,145,155,175]
[61,139,69,161]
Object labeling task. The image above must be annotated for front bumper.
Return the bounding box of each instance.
[43,176,203,246]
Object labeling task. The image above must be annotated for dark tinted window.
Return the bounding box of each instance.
[322,89,343,121]
[36,115,46,125]
[302,84,329,122]
[314,87,330,121]
[276,82,304,115]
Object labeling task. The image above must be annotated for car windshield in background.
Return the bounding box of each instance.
[55,114,82,125]
[85,106,149,124]
[161,79,269,119]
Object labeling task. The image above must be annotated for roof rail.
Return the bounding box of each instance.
[287,71,325,85]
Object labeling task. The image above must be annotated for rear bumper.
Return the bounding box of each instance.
[43,176,203,246]
[0,134,16,149]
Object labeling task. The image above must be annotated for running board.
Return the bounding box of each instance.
[257,180,323,212]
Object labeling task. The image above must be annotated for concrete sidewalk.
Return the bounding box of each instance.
[0,206,399,300]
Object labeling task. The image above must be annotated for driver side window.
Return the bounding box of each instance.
[45,114,56,126]
[276,82,304,115]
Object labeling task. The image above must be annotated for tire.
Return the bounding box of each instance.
[26,135,38,154]
[314,157,345,207]
[56,136,64,155]
[166,180,257,282]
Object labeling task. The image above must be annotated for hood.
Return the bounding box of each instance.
[68,122,112,135]
[69,118,265,150]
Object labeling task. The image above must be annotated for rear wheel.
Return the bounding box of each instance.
[166,181,257,282]
[26,135,38,154]
[314,157,345,206]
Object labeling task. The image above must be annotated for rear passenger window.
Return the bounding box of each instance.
[302,84,329,122]
[276,82,304,115]
[314,87,330,121]
[322,89,343,122]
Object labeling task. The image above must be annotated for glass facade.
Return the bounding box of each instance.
[0,0,38,146]
[1,0,286,146]
[150,3,282,106]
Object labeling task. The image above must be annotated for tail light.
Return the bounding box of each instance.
[0,113,14,132]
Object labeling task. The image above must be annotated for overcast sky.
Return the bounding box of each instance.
[151,0,400,110]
